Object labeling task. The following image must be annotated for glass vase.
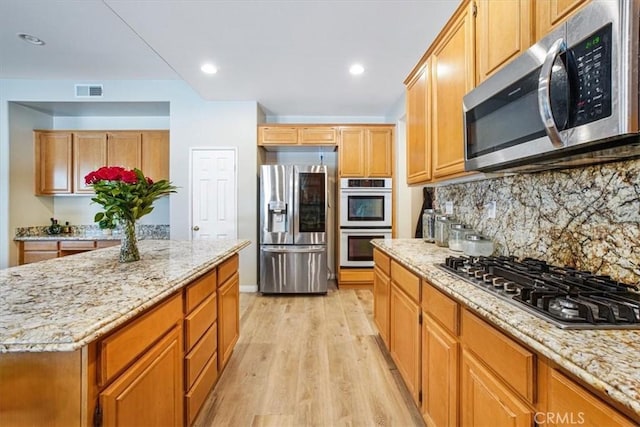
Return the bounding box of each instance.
[119,219,140,262]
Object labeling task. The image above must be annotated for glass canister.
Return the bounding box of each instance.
[462,233,495,256]
[422,208,437,243]
[448,223,470,252]
[434,215,452,247]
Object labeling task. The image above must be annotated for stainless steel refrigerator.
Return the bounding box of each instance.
[259,164,328,294]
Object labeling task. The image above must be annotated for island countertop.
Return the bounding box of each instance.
[372,238,640,420]
[0,239,250,353]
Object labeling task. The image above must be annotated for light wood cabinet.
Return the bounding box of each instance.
[475,0,532,83]
[34,130,169,195]
[258,125,338,147]
[544,366,637,427]
[461,349,534,427]
[18,239,120,265]
[142,131,170,181]
[431,2,475,179]
[373,249,391,346]
[35,131,73,195]
[422,314,458,427]
[338,126,393,177]
[217,255,240,371]
[535,0,590,41]
[101,325,184,427]
[405,60,431,184]
[74,132,107,194]
[389,261,421,404]
[107,132,142,170]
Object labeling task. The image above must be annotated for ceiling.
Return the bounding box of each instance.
[0,0,460,118]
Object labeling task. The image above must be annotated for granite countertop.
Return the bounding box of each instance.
[14,232,122,241]
[0,239,250,353]
[372,238,640,420]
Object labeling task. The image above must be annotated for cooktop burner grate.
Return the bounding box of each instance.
[439,255,640,329]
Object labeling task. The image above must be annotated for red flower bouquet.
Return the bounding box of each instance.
[85,166,177,262]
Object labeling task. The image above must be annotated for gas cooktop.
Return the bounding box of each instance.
[439,255,640,329]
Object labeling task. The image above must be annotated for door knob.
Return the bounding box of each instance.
[192,225,200,231]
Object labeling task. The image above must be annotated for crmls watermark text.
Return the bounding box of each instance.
[534,412,586,425]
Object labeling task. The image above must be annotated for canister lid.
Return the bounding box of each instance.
[449,223,466,230]
[465,233,489,241]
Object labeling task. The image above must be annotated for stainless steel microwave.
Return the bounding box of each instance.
[463,0,640,173]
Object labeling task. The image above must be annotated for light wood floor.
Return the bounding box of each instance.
[194,288,424,426]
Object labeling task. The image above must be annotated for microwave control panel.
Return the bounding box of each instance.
[572,24,612,126]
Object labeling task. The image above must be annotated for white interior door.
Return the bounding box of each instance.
[191,148,237,240]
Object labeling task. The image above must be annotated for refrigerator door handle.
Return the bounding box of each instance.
[261,246,325,254]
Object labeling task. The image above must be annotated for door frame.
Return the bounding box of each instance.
[189,147,238,240]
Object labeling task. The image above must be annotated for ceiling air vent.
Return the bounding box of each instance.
[75,84,103,98]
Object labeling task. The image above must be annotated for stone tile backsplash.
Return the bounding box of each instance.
[435,159,640,283]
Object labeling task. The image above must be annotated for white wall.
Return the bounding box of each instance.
[8,103,54,266]
[266,115,387,124]
[0,79,259,289]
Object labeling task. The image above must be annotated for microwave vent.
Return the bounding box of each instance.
[75,84,103,98]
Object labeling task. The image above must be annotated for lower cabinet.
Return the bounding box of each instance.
[18,239,120,265]
[217,254,240,372]
[460,349,533,427]
[389,261,421,404]
[372,249,640,427]
[422,314,458,427]
[101,325,184,427]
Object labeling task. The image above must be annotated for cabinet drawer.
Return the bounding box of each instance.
[98,293,182,386]
[373,249,390,276]
[461,309,535,403]
[422,282,459,335]
[185,352,219,426]
[185,270,217,313]
[96,240,120,248]
[390,260,420,303]
[23,241,58,251]
[185,323,217,390]
[217,254,238,286]
[185,293,217,350]
[22,251,58,264]
[59,240,96,250]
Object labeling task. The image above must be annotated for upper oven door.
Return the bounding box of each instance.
[339,189,392,228]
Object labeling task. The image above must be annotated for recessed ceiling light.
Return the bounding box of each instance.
[17,33,45,46]
[201,63,218,74]
[349,63,365,76]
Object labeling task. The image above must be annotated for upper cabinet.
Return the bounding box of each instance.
[431,2,475,179]
[339,126,393,178]
[35,131,73,195]
[406,59,431,184]
[35,130,170,195]
[258,125,338,147]
[475,0,532,83]
[535,0,590,41]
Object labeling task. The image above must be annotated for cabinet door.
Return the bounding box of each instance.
[461,349,533,427]
[389,283,421,403]
[35,131,73,195]
[217,272,239,371]
[535,0,589,41]
[476,0,532,83]
[373,266,390,347]
[258,127,298,145]
[431,3,475,179]
[546,369,636,427]
[298,127,337,145]
[141,131,170,181]
[367,127,393,177]
[101,326,183,427]
[73,132,107,194]
[406,60,431,184]
[422,314,458,427]
[339,127,366,177]
[107,132,142,170]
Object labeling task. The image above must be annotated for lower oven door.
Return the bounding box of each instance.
[260,245,327,294]
[340,228,392,268]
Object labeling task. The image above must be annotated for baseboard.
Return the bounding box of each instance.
[240,284,258,293]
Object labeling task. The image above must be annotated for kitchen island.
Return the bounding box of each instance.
[372,238,640,426]
[0,239,250,426]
